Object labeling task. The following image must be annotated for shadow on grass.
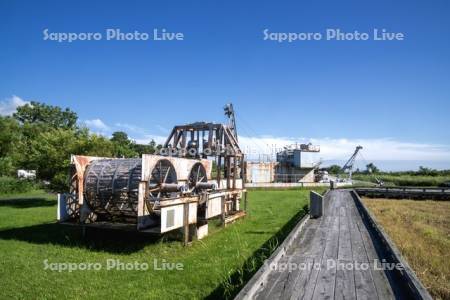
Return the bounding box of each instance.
[244,230,274,235]
[0,222,168,254]
[0,197,56,208]
[206,205,309,300]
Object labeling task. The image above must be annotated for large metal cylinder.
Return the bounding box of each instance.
[84,159,142,217]
[83,158,178,218]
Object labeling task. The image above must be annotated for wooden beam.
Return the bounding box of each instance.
[183,202,190,246]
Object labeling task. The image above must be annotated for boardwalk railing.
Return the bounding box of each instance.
[355,186,450,200]
[351,190,433,300]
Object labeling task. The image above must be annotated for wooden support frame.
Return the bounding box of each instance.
[67,116,247,246]
[183,202,190,246]
[162,122,245,194]
[221,195,226,227]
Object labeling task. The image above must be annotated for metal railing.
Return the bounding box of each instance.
[274,173,308,183]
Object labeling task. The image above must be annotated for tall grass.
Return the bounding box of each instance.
[363,198,450,299]
[353,174,450,187]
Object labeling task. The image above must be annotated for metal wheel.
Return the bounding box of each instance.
[188,163,208,192]
[149,159,178,200]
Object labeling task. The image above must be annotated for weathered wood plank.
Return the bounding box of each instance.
[370,262,395,300]
[279,256,309,300]
[299,257,322,300]
[338,209,352,261]
[250,190,399,300]
[334,261,356,300]
[323,217,339,259]
[354,266,378,300]
[262,257,291,300]
[287,257,315,300]
[311,259,337,300]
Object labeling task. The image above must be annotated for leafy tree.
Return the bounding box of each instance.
[132,139,159,156]
[84,134,115,157]
[365,163,379,174]
[26,128,80,190]
[417,166,438,176]
[10,101,79,175]
[13,101,78,129]
[76,128,115,158]
[0,116,21,176]
[25,128,117,191]
[327,164,342,174]
[111,131,129,145]
[0,116,20,157]
[2,101,163,191]
[110,131,138,158]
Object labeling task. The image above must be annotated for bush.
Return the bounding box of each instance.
[0,157,15,177]
[0,177,38,194]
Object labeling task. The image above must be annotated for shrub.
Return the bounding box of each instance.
[353,174,450,187]
[0,176,38,194]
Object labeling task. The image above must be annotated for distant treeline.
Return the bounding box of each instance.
[0,101,161,192]
[326,164,450,176]
[374,168,450,177]
[325,164,450,187]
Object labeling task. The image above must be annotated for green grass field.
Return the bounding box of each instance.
[353,174,450,187]
[0,189,311,299]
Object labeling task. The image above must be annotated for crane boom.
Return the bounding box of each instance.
[224,103,238,142]
[342,145,362,181]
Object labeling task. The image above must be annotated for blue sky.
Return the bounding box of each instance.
[1,0,450,170]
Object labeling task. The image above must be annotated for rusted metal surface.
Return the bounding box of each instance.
[141,154,211,182]
[65,154,246,236]
[71,155,106,204]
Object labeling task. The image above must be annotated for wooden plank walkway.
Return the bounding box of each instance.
[252,190,396,300]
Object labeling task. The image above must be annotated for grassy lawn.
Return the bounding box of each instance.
[362,198,450,300]
[0,189,312,299]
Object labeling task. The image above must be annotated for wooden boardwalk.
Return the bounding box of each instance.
[252,190,397,300]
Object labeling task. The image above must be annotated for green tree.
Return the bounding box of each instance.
[417,166,438,176]
[0,116,21,175]
[365,163,379,174]
[111,131,129,145]
[76,128,115,158]
[25,128,116,191]
[132,139,159,156]
[3,101,162,190]
[26,128,80,190]
[327,164,342,174]
[13,101,78,129]
[11,101,79,174]
[110,131,138,157]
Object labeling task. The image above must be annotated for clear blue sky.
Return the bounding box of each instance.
[1,0,449,169]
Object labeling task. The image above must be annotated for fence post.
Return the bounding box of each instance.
[310,191,323,218]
